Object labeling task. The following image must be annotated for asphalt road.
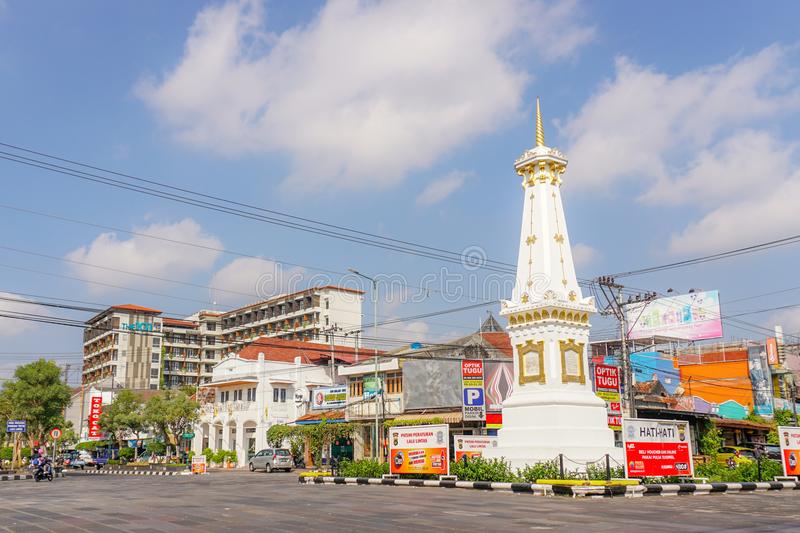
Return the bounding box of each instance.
[2,471,800,532]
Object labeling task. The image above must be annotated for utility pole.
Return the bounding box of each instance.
[596,276,657,420]
[349,269,380,461]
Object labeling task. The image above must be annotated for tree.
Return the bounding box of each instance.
[99,390,147,458]
[144,390,198,455]
[1,359,72,466]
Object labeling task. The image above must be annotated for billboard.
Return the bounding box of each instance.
[766,338,779,366]
[389,424,449,476]
[453,434,498,461]
[778,426,800,477]
[747,346,774,417]
[626,290,722,341]
[484,361,513,412]
[623,418,693,478]
[594,364,622,430]
[6,420,26,433]
[461,360,485,422]
[312,386,347,410]
[88,395,104,439]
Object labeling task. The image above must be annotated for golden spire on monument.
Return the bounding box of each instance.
[535,96,545,147]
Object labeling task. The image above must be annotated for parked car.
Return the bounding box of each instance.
[61,451,86,470]
[718,446,755,464]
[741,442,781,460]
[249,448,293,473]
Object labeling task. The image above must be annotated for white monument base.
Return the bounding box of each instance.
[483,389,623,471]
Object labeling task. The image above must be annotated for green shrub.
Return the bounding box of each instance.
[227,450,238,464]
[0,447,12,461]
[695,459,782,482]
[76,441,98,451]
[107,459,120,465]
[450,457,516,482]
[21,447,31,458]
[119,448,135,460]
[585,461,625,480]
[202,447,213,460]
[146,441,166,455]
[516,459,561,482]
[338,459,389,478]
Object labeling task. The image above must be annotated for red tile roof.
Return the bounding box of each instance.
[162,318,198,328]
[295,410,345,422]
[237,337,374,365]
[111,304,162,314]
[481,332,512,357]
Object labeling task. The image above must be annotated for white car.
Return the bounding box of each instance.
[249,448,293,472]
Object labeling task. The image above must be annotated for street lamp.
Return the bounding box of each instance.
[348,268,380,461]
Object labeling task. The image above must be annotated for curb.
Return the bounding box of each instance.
[1,472,66,482]
[73,469,187,477]
[300,476,800,497]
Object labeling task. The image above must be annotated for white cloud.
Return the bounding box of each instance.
[643,130,796,206]
[572,242,600,269]
[65,219,222,294]
[0,292,48,338]
[137,0,594,191]
[416,171,468,206]
[668,178,800,255]
[562,45,800,190]
[209,257,306,306]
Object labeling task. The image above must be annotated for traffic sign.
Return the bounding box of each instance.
[6,420,26,433]
[50,428,62,440]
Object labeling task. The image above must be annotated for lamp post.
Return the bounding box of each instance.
[349,268,380,461]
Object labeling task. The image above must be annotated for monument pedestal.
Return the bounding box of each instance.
[483,388,622,470]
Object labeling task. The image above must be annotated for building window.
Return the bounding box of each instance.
[325,316,330,326]
[152,338,160,347]
[273,388,287,403]
[234,389,242,401]
[386,372,403,394]
[349,377,363,398]
[273,388,279,402]
[150,384,157,390]
[246,387,256,402]
[150,368,159,379]
[220,390,230,403]
[281,389,287,402]
[206,336,215,345]
[325,299,330,310]
[152,353,159,363]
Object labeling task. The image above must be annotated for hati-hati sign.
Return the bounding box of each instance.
[389,424,449,476]
[623,418,693,478]
[453,434,498,461]
[778,426,800,477]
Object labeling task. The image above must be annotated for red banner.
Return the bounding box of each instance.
[623,418,693,478]
[594,364,622,430]
[88,395,103,439]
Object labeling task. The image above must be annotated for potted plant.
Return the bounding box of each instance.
[227,450,238,469]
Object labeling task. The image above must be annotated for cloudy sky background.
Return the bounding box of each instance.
[2,0,800,383]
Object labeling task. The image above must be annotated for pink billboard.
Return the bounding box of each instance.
[625,290,722,341]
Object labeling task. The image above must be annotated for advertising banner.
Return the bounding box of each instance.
[623,418,693,478]
[389,424,449,476]
[453,434,498,461]
[747,346,774,417]
[766,338,779,366]
[626,290,722,341]
[88,395,104,439]
[461,360,485,422]
[6,420,26,433]
[363,376,381,400]
[311,386,347,410]
[594,364,622,430]
[778,426,800,477]
[484,361,514,412]
[191,454,208,475]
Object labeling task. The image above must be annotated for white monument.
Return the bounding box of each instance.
[484,99,622,469]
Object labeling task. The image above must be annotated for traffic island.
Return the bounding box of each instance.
[300,476,800,498]
[1,472,66,481]
[72,468,189,476]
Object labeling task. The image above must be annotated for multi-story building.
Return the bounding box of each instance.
[82,304,163,390]
[81,287,363,391]
[219,286,363,352]
[162,311,223,388]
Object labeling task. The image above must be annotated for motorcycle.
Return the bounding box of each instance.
[34,459,54,482]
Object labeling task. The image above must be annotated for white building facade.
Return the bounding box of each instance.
[192,338,357,467]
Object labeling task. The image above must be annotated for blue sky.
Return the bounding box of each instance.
[2,0,800,383]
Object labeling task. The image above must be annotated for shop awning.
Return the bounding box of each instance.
[713,419,772,431]
[293,410,346,425]
[393,411,463,424]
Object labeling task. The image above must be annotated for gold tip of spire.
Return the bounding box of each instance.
[535,97,545,147]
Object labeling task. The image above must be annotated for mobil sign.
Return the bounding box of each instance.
[461,360,485,422]
[623,418,693,478]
